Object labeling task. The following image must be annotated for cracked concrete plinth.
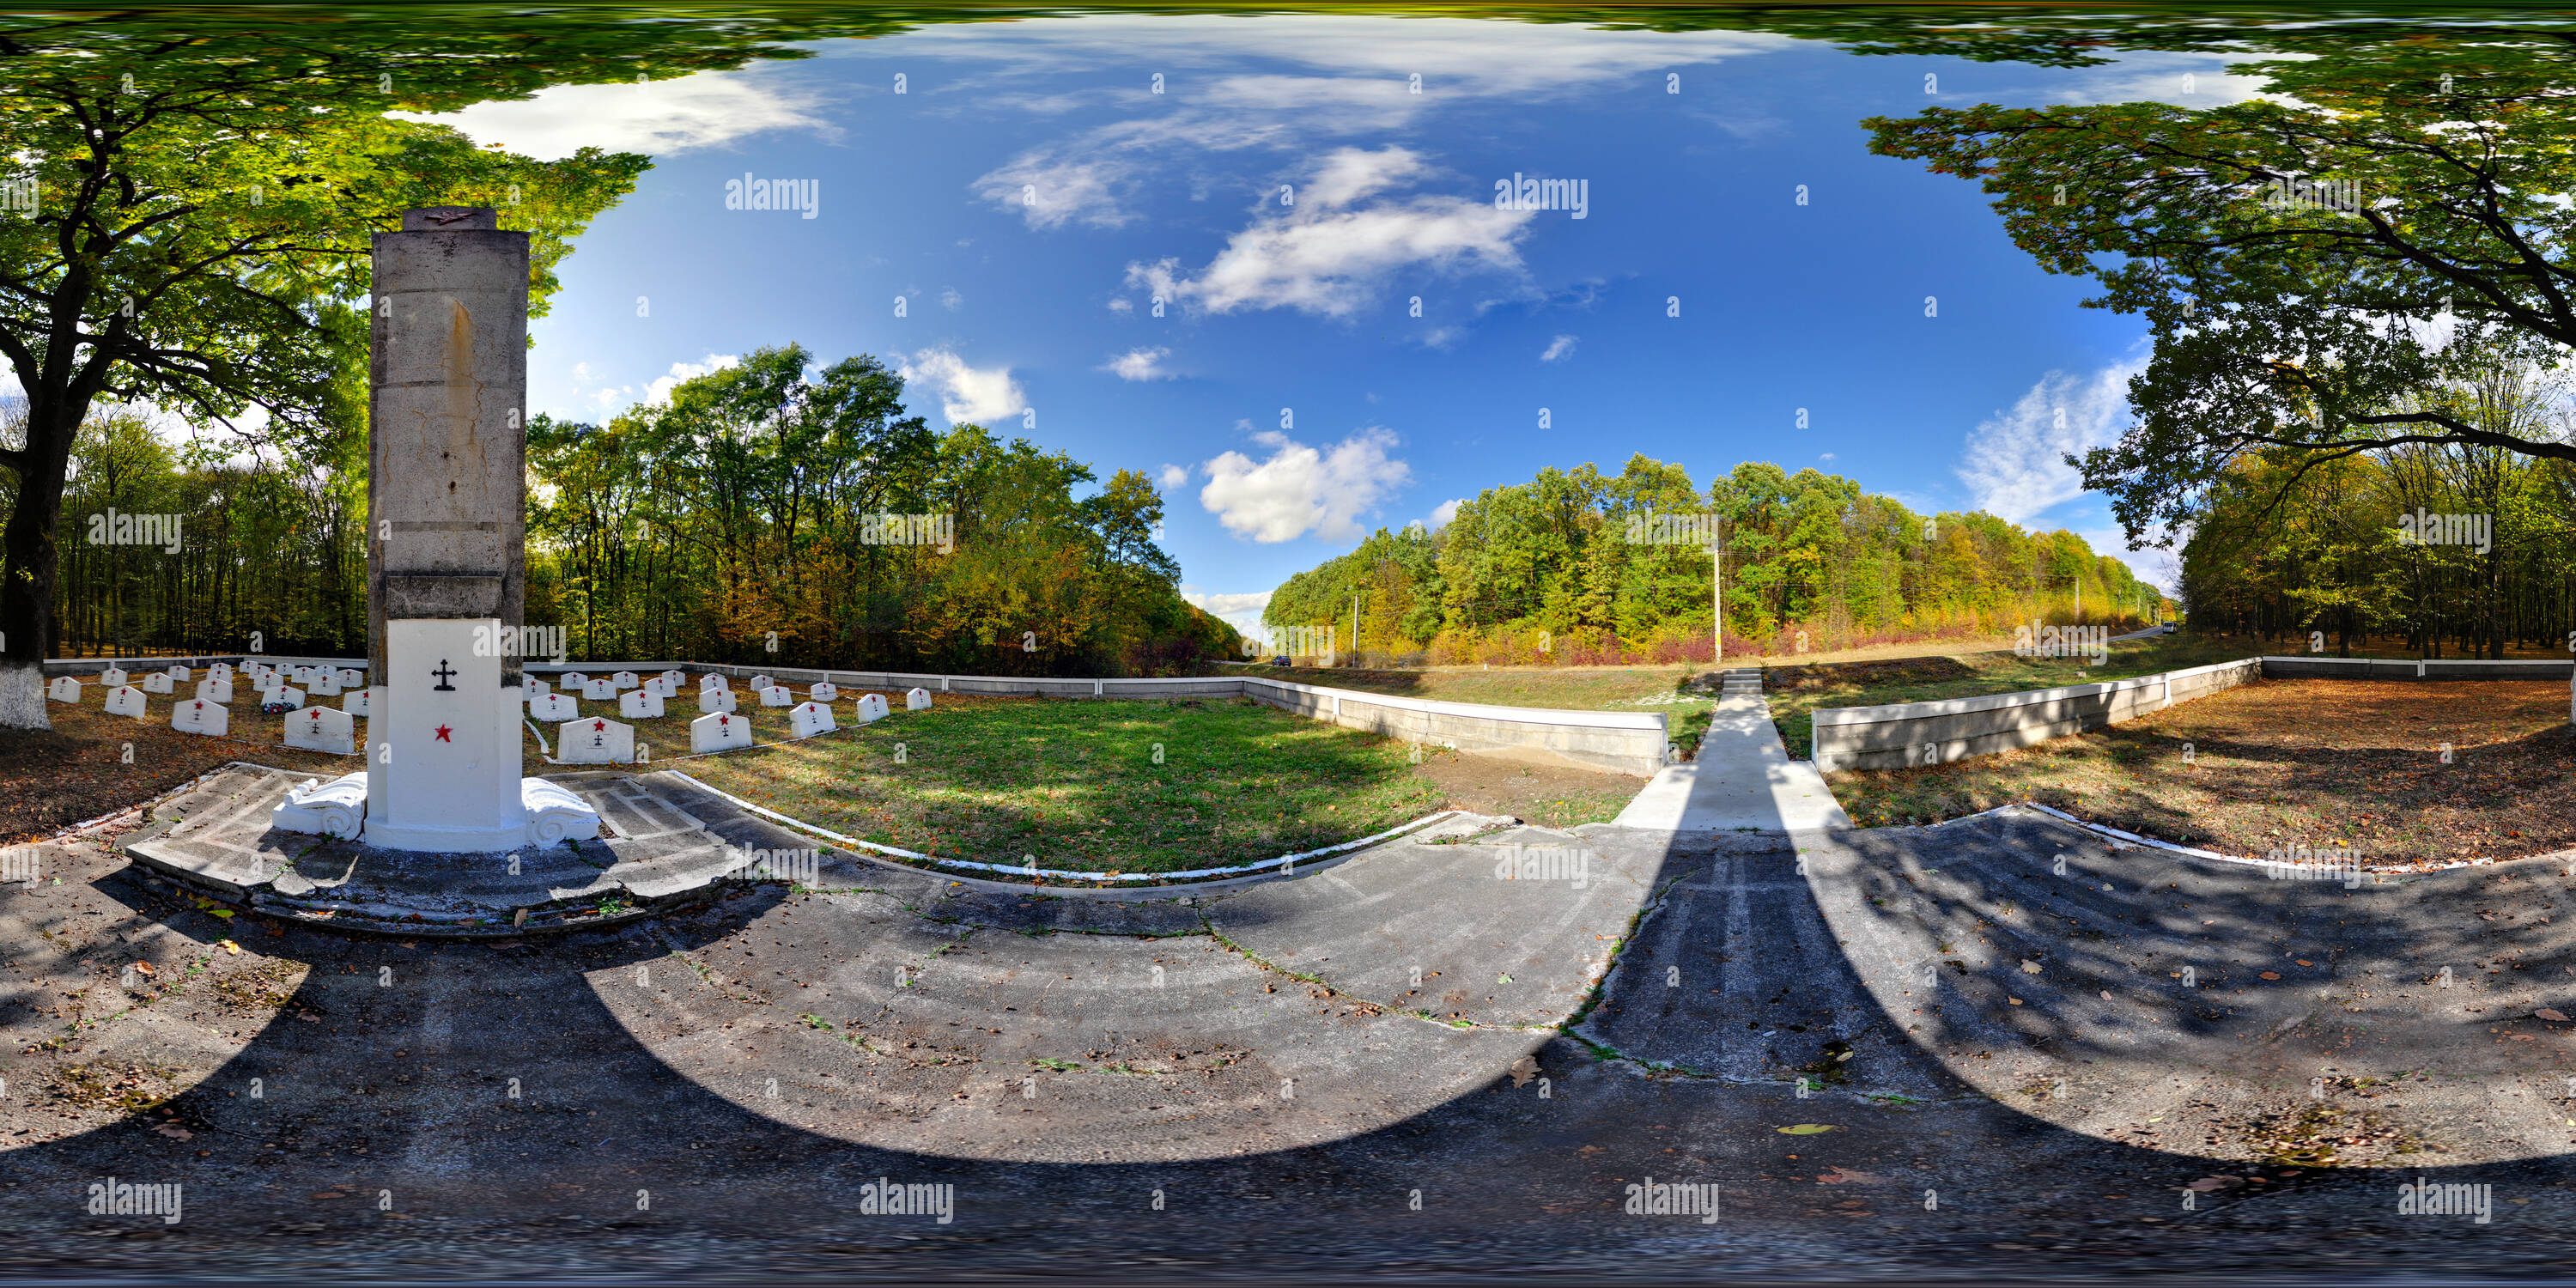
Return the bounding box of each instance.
[120,763,756,933]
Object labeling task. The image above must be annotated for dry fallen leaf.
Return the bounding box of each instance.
[219,939,240,956]
[2020,960,2042,974]
[130,962,155,976]
[151,1122,191,1140]
[2186,1176,2246,1193]
[2260,972,2282,981]
[2536,1009,2569,1023]
[2008,997,2024,1005]
[1507,1055,1540,1088]
[1777,1123,1839,1135]
[1817,1165,1880,1184]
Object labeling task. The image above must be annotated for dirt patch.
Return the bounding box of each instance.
[1406,749,1643,829]
[1826,678,2574,867]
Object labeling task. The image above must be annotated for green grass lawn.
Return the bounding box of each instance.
[1761,633,2272,760]
[1224,662,1721,756]
[658,693,1444,876]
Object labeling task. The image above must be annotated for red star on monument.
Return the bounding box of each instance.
[434,724,453,743]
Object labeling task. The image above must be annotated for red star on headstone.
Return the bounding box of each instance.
[434,724,453,743]
[592,719,605,731]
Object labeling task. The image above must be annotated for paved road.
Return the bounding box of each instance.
[3,765,2573,1279]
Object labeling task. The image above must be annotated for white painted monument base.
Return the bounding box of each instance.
[364,618,527,853]
[271,772,368,839]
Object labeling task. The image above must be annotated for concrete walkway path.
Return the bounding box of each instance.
[1610,692,1850,832]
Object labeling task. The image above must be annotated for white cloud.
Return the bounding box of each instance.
[975,157,1140,230]
[1196,428,1410,543]
[1157,463,1190,490]
[645,353,741,407]
[1127,147,1531,318]
[1540,334,1577,362]
[1181,586,1274,643]
[1955,351,2145,525]
[900,347,1026,425]
[570,361,592,382]
[1105,347,1174,381]
[1424,498,1463,532]
[940,288,964,311]
[1107,298,1134,314]
[392,71,830,161]
[1818,452,1837,463]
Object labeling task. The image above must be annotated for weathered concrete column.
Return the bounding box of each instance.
[361,207,535,852]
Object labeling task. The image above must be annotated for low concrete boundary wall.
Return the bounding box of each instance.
[40,654,1665,778]
[1812,658,2263,773]
[2258,656,2574,681]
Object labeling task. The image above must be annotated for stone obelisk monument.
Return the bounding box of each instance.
[360,207,567,852]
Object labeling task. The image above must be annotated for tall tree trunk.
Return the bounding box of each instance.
[0,399,81,728]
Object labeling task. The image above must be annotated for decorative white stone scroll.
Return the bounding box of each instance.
[907,687,933,711]
[103,685,149,719]
[522,778,601,848]
[529,692,577,721]
[612,671,640,690]
[270,772,368,838]
[46,676,79,703]
[286,704,356,754]
[557,715,635,764]
[619,688,665,720]
[342,689,371,717]
[690,709,754,754]
[196,677,234,704]
[307,671,343,697]
[699,687,737,715]
[100,667,128,688]
[855,693,891,723]
[141,671,173,694]
[758,684,792,708]
[789,700,837,738]
[580,677,615,701]
[645,675,677,699]
[171,697,228,737]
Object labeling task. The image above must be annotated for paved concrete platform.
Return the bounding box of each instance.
[120,763,756,933]
[1613,693,1850,832]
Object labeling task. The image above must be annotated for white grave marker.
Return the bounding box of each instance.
[171,696,228,737]
[699,687,737,714]
[581,677,614,701]
[266,686,306,709]
[690,709,754,754]
[526,677,550,698]
[530,692,577,721]
[855,693,891,722]
[292,665,316,685]
[208,662,233,683]
[562,672,589,688]
[103,685,149,719]
[141,671,173,694]
[612,671,640,690]
[750,674,774,691]
[46,676,80,703]
[789,701,837,738]
[758,684,793,708]
[342,689,371,717]
[558,715,635,764]
[619,688,665,720]
[167,665,191,682]
[285,705,355,754]
[100,666,128,688]
[810,682,839,702]
[196,677,234,705]
[645,675,676,699]
[308,671,343,697]
[907,687,933,711]
[700,673,729,693]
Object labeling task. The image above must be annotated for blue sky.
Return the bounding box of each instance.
[413,13,2266,640]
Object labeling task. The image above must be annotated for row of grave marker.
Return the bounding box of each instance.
[52,659,927,760]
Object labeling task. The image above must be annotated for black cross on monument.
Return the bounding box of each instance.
[431,659,458,691]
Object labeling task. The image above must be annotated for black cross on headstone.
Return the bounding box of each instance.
[431,659,458,691]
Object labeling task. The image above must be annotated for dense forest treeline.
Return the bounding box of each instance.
[2178,363,2576,658]
[1263,456,2169,665]
[15,345,1239,674]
